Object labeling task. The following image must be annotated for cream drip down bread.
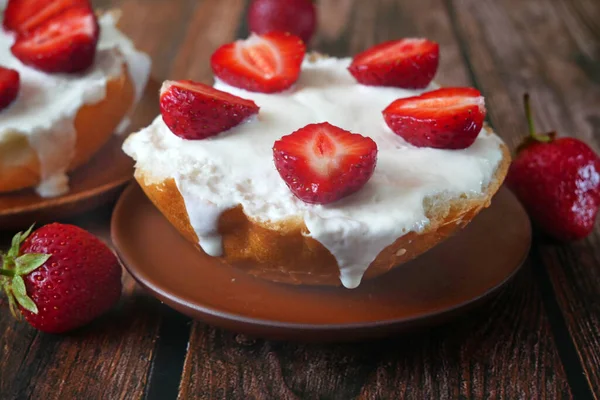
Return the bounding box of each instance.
[124,34,510,289]
[0,0,151,197]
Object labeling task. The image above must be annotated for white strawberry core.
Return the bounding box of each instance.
[400,95,485,112]
[360,38,429,64]
[160,80,199,96]
[160,80,173,96]
[308,131,340,177]
[235,34,282,79]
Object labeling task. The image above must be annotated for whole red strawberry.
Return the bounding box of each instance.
[248,0,317,43]
[0,223,122,333]
[507,94,600,241]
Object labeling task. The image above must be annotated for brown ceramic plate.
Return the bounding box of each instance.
[0,80,160,231]
[112,183,531,342]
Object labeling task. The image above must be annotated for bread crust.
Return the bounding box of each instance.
[134,132,511,287]
[0,65,135,193]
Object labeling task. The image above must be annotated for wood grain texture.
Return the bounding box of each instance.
[179,268,571,400]
[0,206,162,400]
[107,0,199,81]
[169,0,247,82]
[0,0,598,398]
[177,1,572,397]
[450,0,600,395]
[0,1,193,398]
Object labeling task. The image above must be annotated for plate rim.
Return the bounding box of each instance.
[111,183,531,332]
[0,175,132,217]
[0,78,161,223]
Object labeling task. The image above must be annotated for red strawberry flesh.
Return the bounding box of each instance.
[348,38,439,89]
[10,6,99,73]
[273,122,378,204]
[160,80,260,140]
[3,0,91,34]
[383,87,486,150]
[211,32,306,93]
[0,66,20,111]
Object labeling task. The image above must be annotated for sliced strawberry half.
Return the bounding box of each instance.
[160,80,260,140]
[11,6,99,73]
[273,122,378,204]
[211,32,306,93]
[383,87,486,150]
[3,0,91,34]
[0,66,20,111]
[348,38,439,89]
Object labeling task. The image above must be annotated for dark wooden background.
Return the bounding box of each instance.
[1,0,599,398]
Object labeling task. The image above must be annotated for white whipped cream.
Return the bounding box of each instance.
[124,57,504,289]
[0,12,151,197]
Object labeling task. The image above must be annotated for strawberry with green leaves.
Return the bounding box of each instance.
[506,95,600,241]
[1,223,122,333]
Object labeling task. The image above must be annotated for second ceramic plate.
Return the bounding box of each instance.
[0,80,160,230]
[112,184,532,342]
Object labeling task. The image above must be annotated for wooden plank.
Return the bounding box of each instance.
[1,0,592,397]
[178,268,572,400]
[101,0,200,80]
[0,0,199,398]
[168,0,247,82]
[178,0,572,398]
[451,0,600,395]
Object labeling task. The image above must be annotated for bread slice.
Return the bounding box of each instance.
[132,127,511,287]
[0,64,135,193]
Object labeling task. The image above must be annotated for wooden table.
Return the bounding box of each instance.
[1,0,599,398]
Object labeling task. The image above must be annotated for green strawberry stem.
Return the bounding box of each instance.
[523,93,554,143]
[0,269,15,277]
[0,225,49,317]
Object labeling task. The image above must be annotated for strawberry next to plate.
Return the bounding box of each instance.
[507,94,600,241]
[0,224,122,334]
